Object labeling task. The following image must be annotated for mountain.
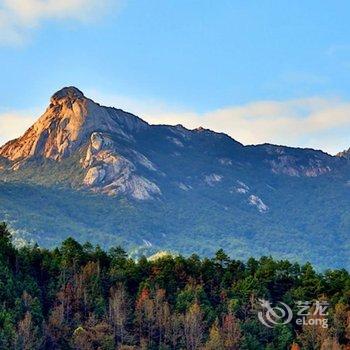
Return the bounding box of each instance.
[0,86,349,269]
[338,148,350,160]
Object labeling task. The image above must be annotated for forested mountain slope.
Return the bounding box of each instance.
[0,87,349,269]
[0,223,349,349]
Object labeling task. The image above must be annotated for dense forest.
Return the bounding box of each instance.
[0,223,349,350]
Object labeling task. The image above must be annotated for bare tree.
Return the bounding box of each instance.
[72,313,114,350]
[184,302,203,350]
[221,312,242,350]
[16,312,41,350]
[109,283,129,346]
[135,287,155,348]
[164,312,184,350]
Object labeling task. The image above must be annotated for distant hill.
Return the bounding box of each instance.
[0,86,349,269]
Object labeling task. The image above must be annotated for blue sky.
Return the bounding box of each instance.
[1,0,350,153]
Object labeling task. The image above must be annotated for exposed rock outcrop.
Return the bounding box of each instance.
[83,132,161,199]
[270,156,331,177]
[0,87,148,162]
[248,195,268,213]
[0,87,157,199]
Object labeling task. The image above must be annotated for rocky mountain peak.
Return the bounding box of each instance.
[337,148,350,160]
[50,86,85,104]
[0,86,346,203]
[0,87,148,162]
[0,87,94,161]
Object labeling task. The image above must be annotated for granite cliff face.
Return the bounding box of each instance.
[82,131,161,199]
[0,87,349,268]
[0,87,159,199]
[0,87,149,163]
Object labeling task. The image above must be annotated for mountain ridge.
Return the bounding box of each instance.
[1,86,341,161]
[0,87,349,269]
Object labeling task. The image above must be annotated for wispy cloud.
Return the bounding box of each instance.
[0,111,37,146]
[0,0,117,44]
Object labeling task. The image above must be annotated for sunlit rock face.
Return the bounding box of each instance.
[0,87,94,161]
[0,87,148,162]
[0,87,157,199]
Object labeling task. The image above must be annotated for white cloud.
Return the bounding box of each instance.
[89,90,350,155]
[0,0,116,44]
[0,111,37,146]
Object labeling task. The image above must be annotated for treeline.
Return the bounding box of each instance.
[0,223,349,349]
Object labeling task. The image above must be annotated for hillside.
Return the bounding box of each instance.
[0,223,349,349]
[0,87,349,269]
